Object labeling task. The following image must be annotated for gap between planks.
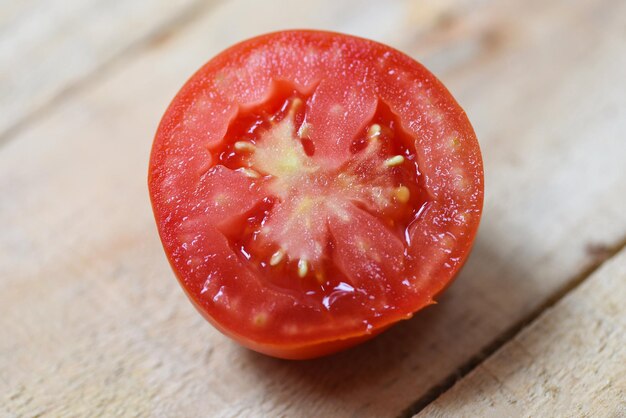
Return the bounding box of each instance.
[396,235,626,418]
[0,0,222,149]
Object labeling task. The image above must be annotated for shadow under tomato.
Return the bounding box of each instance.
[238,302,454,417]
[234,251,488,416]
[235,226,550,417]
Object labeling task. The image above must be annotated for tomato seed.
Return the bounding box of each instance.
[297,259,309,278]
[270,249,286,266]
[238,167,261,178]
[395,186,410,203]
[234,141,256,153]
[384,155,405,167]
[368,124,381,139]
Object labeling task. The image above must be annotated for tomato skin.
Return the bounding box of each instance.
[149,30,483,359]
[187,289,393,359]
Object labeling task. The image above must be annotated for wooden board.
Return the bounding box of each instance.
[0,0,211,140]
[1,0,625,416]
[418,248,626,417]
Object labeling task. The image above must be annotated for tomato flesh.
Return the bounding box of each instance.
[149,31,483,359]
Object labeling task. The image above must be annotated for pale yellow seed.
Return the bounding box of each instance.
[395,186,410,203]
[368,124,381,139]
[269,249,285,266]
[238,168,260,178]
[297,259,309,278]
[234,141,256,153]
[290,98,303,115]
[253,312,268,326]
[297,122,310,138]
[384,155,405,167]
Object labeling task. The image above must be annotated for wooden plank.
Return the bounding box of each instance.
[418,249,626,417]
[1,0,626,417]
[0,0,211,140]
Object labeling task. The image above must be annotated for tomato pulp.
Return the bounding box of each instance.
[149,31,483,359]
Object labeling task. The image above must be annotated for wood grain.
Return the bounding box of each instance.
[0,0,212,140]
[418,248,626,417]
[1,0,625,416]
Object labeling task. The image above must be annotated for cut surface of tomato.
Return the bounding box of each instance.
[149,30,483,359]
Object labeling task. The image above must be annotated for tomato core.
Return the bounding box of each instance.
[207,84,430,306]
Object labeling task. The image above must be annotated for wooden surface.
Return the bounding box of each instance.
[419,248,626,417]
[1,0,625,417]
[0,0,214,140]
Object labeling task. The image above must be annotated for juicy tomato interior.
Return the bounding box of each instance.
[149,30,483,359]
[213,84,429,303]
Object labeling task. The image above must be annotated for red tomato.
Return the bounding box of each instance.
[149,30,483,359]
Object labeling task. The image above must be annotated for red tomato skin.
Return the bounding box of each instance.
[149,30,484,359]
[187,289,393,359]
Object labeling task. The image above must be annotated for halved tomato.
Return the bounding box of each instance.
[149,30,483,359]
